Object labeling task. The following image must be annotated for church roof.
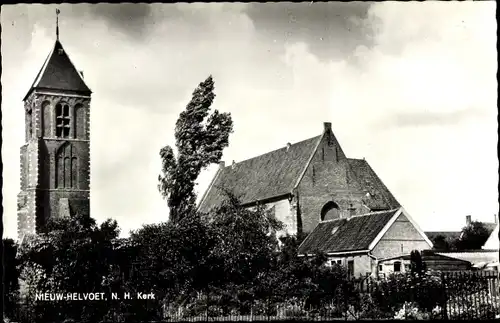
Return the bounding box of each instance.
[297,209,400,255]
[24,40,91,100]
[199,135,322,212]
[197,124,401,213]
[347,158,400,210]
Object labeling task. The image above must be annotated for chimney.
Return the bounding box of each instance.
[494,214,498,225]
[232,160,236,169]
[219,161,225,169]
[286,142,291,151]
[348,204,356,217]
[324,122,332,133]
[79,70,84,78]
[466,215,471,226]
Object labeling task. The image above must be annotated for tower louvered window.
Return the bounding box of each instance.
[56,103,71,138]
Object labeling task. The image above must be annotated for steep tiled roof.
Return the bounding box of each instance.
[298,209,400,255]
[198,135,322,213]
[347,158,400,210]
[24,40,91,100]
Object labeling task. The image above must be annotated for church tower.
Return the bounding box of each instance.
[17,13,92,241]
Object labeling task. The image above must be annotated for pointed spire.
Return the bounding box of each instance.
[56,8,60,41]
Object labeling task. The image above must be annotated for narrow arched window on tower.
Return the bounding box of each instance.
[56,143,78,189]
[71,157,78,188]
[64,157,71,187]
[74,103,85,139]
[42,101,51,137]
[56,103,71,138]
[27,109,33,138]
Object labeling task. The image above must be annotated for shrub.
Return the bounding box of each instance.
[371,272,444,313]
[393,302,430,320]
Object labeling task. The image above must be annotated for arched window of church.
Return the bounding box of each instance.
[64,157,71,187]
[56,103,71,138]
[321,201,340,221]
[74,103,85,139]
[42,101,51,137]
[55,142,78,189]
[71,157,78,188]
[27,109,33,138]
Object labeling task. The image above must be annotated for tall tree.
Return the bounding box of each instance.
[208,192,283,291]
[158,76,233,223]
[17,213,122,323]
[3,238,20,321]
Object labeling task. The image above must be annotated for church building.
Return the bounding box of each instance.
[198,122,433,276]
[17,24,91,242]
[198,122,401,236]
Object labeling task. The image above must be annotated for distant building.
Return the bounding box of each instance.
[483,222,499,250]
[425,214,498,250]
[17,30,91,242]
[296,207,433,277]
[435,250,498,270]
[377,250,472,275]
[198,122,400,236]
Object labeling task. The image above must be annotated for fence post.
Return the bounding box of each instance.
[250,299,253,322]
[205,292,209,322]
[344,279,348,321]
[441,272,448,320]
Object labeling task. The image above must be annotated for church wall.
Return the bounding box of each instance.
[18,92,91,237]
[249,199,296,236]
[19,145,28,190]
[17,190,37,238]
[297,134,367,234]
[271,199,297,236]
[41,140,90,190]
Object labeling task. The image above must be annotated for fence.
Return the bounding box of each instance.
[11,270,500,322]
[160,271,499,321]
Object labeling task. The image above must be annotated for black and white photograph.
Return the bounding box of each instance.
[1,2,498,322]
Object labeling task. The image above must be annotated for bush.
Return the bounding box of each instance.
[352,293,388,319]
[393,302,431,320]
[371,272,444,313]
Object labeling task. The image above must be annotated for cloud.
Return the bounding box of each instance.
[1,2,497,240]
[244,2,374,61]
[324,1,498,229]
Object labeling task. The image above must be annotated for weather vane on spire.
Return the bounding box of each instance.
[56,8,60,41]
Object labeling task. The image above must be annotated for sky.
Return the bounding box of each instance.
[1,2,498,240]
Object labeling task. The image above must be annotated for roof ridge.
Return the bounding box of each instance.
[358,159,394,208]
[352,208,400,218]
[225,135,321,168]
[319,218,347,224]
[317,208,399,224]
[293,133,325,190]
[197,166,223,211]
[24,43,55,100]
[24,40,91,101]
[60,40,91,91]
